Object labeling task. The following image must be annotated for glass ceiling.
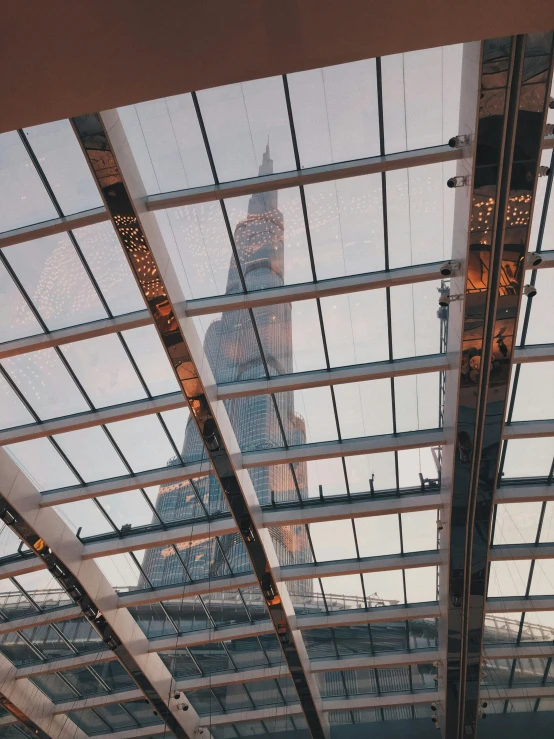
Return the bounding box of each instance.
[0,36,554,739]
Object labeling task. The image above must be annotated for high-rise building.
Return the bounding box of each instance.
[141,145,312,592]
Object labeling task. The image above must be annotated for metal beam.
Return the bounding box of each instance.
[290,603,441,631]
[486,595,554,612]
[320,691,438,712]
[0,449,204,739]
[513,343,554,363]
[260,492,445,528]
[117,572,258,608]
[0,310,152,361]
[490,543,554,560]
[149,622,276,654]
[443,33,554,739]
[15,651,114,681]
[503,420,554,439]
[310,650,440,674]
[278,551,443,582]
[0,556,44,579]
[75,110,328,739]
[0,606,81,636]
[241,429,446,468]
[0,207,109,249]
[148,146,461,210]
[485,643,554,660]
[495,484,554,503]
[82,517,237,559]
[39,461,211,506]
[218,354,450,400]
[0,392,186,446]
[184,262,453,317]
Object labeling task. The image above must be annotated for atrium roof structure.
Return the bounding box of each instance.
[1,24,554,739]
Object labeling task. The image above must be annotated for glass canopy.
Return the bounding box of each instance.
[0,33,553,739]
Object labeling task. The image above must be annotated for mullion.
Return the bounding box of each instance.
[140,488,165,528]
[115,701,140,728]
[535,149,554,253]
[87,707,113,733]
[220,640,239,672]
[236,589,255,624]
[0,251,48,333]
[188,477,210,519]
[288,462,304,505]
[86,664,113,694]
[55,668,83,699]
[398,514,408,605]
[16,629,47,662]
[256,636,273,666]
[99,425,134,475]
[50,622,79,654]
[197,595,217,629]
[214,536,234,576]
[91,498,118,533]
[208,686,226,714]
[158,602,180,634]
[183,645,205,677]
[129,550,152,587]
[48,436,86,485]
[535,501,547,544]
[171,544,195,584]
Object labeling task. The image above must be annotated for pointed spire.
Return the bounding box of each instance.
[259,138,273,176]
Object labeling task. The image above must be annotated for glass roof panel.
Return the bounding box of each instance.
[0,261,43,343]
[1,347,88,419]
[493,502,542,545]
[59,334,147,408]
[397,447,440,488]
[304,174,385,279]
[344,452,397,493]
[72,221,146,315]
[390,281,443,358]
[381,44,463,153]
[99,490,158,533]
[3,234,108,331]
[539,502,554,543]
[308,519,357,562]
[401,510,439,553]
[363,570,404,605]
[0,373,35,429]
[224,187,313,287]
[386,162,457,268]
[118,94,214,195]
[197,76,296,182]
[106,414,179,472]
[510,362,554,421]
[529,559,554,596]
[0,131,58,233]
[120,324,180,396]
[53,427,129,482]
[155,204,240,300]
[6,438,78,491]
[287,60,380,168]
[405,566,437,603]
[320,290,390,367]
[22,121,104,215]
[488,560,532,598]
[14,569,72,612]
[502,437,554,479]
[517,267,554,346]
[334,378,394,439]
[354,515,401,557]
[0,525,28,558]
[394,373,441,432]
[56,499,114,539]
[282,386,338,445]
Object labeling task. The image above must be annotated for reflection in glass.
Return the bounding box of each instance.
[3,234,108,330]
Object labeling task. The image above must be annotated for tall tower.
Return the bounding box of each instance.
[141,146,312,593]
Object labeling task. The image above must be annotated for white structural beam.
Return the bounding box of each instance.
[82,517,237,559]
[309,649,440,674]
[118,573,259,608]
[16,651,114,681]
[39,461,211,506]
[481,686,554,701]
[278,551,443,582]
[92,727,169,739]
[0,606,81,636]
[0,393,186,446]
[0,556,44,579]
[184,262,452,318]
[321,692,438,712]
[0,207,109,249]
[218,354,450,400]
[290,603,441,631]
[0,448,207,739]
[52,688,143,715]
[148,146,461,210]
[495,485,554,504]
[260,492,445,529]
[490,544,554,561]
[486,596,554,613]
[485,644,554,660]
[241,429,446,468]
[503,420,554,439]
[0,311,152,361]
[513,343,554,364]
[0,651,87,739]
[149,622,276,654]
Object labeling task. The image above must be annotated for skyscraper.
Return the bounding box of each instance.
[141,145,312,592]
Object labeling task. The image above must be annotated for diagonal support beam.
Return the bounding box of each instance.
[73,109,329,739]
[442,33,554,739]
[0,449,205,739]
